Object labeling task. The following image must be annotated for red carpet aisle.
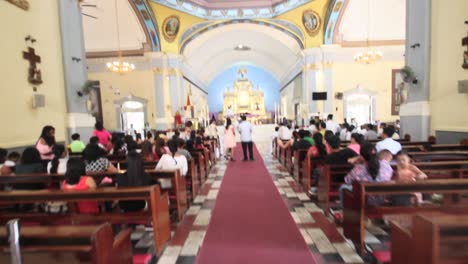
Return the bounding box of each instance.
[196,144,319,264]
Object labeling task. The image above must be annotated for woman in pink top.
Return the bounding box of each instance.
[36,125,55,161]
[93,122,112,149]
[347,133,363,155]
[62,158,99,213]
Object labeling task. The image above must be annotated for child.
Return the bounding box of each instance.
[0,152,21,176]
[62,158,99,213]
[393,152,427,205]
[69,133,86,153]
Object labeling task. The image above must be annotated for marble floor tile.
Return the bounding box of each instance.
[193,209,211,226]
[211,180,222,189]
[364,230,380,244]
[300,228,315,245]
[282,187,297,198]
[296,193,311,201]
[193,195,206,204]
[186,206,201,216]
[284,176,295,182]
[157,246,182,264]
[333,242,364,263]
[303,202,324,213]
[306,228,337,254]
[206,189,219,200]
[295,207,315,224]
[290,212,301,224]
[180,231,206,256]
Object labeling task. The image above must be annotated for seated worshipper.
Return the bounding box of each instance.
[36,125,56,164]
[47,144,68,174]
[83,139,118,174]
[308,119,317,135]
[69,133,86,154]
[62,158,99,213]
[316,121,327,136]
[135,133,143,145]
[141,134,155,161]
[324,136,358,164]
[292,130,312,151]
[110,137,127,159]
[339,123,349,141]
[1,152,20,176]
[155,139,188,188]
[303,130,315,145]
[364,124,379,141]
[326,114,339,135]
[182,121,193,141]
[344,125,355,141]
[375,126,402,155]
[194,136,208,151]
[15,147,47,190]
[117,150,151,212]
[0,148,7,169]
[307,133,329,158]
[389,125,400,140]
[205,119,219,139]
[391,151,427,206]
[339,143,393,208]
[153,138,170,160]
[277,121,292,148]
[93,121,112,150]
[347,133,363,155]
[176,138,192,160]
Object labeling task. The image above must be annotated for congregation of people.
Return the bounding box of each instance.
[0,120,217,213]
[273,114,428,210]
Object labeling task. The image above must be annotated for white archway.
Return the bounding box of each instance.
[343,85,377,126]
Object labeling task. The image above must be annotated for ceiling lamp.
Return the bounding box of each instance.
[106,0,135,74]
[234,44,251,51]
[354,0,382,64]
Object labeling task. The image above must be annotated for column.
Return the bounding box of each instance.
[150,52,171,130]
[400,0,432,141]
[302,48,322,115]
[321,46,336,115]
[58,0,95,141]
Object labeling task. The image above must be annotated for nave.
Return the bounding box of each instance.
[158,142,363,264]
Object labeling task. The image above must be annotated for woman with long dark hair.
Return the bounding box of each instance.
[47,144,67,174]
[224,117,236,161]
[348,133,363,155]
[117,150,150,212]
[36,125,56,161]
[62,158,98,213]
[16,147,46,190]
[339,142,393,206]
[307,132,328,158]
[155,139,188,176]
[83,137,117,173]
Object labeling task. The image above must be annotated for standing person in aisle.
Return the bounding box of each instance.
[238,115,254,161]
[224,117,236,161]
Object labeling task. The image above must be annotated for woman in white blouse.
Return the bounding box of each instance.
[155,139,188,176]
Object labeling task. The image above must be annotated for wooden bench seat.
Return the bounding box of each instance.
[0,222,132,264]
[0,185,171,255]
[343,179,468,255]
[391,213,468,264]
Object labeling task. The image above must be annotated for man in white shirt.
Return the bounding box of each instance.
[325,114,339,135]
[238,115,254,161]
[307,120,317,135]
[376,127,402,155]
[277,121,292,141]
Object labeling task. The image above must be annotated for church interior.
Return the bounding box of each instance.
[1,0,468,263]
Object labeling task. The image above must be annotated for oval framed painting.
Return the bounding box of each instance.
[302,10,321,35]
[162,15,180,42]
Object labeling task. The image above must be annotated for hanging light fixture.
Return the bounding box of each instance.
[354,0,383,64]
[106,0,135,74]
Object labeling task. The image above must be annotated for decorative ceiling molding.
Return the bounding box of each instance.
[84,0,160,59]
[150,0,312,20]
[179,19,305,54]
[323,0,347,45]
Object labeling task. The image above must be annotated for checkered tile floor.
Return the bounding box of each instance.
[151,142,389,264]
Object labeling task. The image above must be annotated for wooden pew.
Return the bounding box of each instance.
[342,179,468,255]
[0,170,188,222]
[110,160,159,170]
[316,161,468,215]
[403,144,468,152]
[0,185,171,256]
[391,213,468,264]
[293,150,308,183]
[0,222,132,264]
[186,159,200,202]
[191,151,207,185]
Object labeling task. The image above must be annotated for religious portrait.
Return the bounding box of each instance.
[391,69,407,116]
[162,15,180,42]
[302,10,320,35]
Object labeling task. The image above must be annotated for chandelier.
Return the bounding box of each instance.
[354,50,383,64]
[106,0,135,74]
[354,0,383,64]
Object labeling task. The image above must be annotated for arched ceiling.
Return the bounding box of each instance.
[81,0,160,58]
[324,0,406,46]
[182,23,302,86]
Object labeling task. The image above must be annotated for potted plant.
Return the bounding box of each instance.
[400,66,418,84]
[77,80,96,97]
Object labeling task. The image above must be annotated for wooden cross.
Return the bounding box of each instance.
[23,47,43,85]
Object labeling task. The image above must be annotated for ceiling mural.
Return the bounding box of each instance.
[132,0,161,51]
[150,0,313,19]
[323,0,346,45]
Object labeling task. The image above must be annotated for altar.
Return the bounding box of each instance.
[222,67,267,123]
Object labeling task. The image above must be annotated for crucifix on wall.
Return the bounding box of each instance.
[23,47,43,85]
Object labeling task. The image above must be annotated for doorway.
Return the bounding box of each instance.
[114,95,148,135]
[343,86,377,126]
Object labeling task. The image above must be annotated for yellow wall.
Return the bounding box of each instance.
[276,0,330,48]
[0,1,67,148]
[331,60,404,122]
[87,71,156,130]
[430,0,468,133]
[148,2,205,53]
